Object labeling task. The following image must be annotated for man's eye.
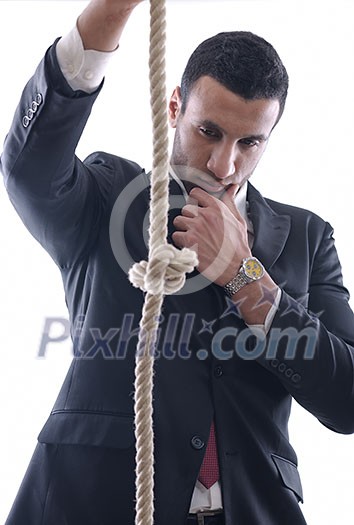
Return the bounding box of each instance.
[240,138,259,148]
[199,127,218,138]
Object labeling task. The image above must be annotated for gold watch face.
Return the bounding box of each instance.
[243,257,264,280]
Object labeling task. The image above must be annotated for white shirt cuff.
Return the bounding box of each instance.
[248,287,282,336]
[56,24,116,93]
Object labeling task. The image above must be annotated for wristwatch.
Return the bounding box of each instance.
[224,256,265,298]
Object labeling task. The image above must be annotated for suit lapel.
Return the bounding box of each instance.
[247,183,291,270]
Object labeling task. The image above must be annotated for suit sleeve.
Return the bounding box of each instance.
[0,40,111,268]
[257,221,354,434]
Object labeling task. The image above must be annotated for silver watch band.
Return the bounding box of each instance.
[224,272,249,298]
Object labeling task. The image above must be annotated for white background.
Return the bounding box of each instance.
[0,0,354,523]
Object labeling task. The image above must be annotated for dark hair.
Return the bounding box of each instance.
[180,31,289,125]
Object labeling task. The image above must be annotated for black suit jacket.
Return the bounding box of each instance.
[2,42,354,525]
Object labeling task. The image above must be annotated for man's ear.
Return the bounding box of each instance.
[168,86,182,128]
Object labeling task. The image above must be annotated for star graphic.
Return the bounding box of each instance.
[275,282,308,319]
[220,296,245,320]
[278,292,325,321]
[254,283,279,310]
[278,299,303,318]
[308,308,325,320]
[198,319,216,335]
[305,308,325,326]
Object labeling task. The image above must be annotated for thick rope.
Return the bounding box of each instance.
[128,1,198,524]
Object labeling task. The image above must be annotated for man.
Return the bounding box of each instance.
[2,0,354,524]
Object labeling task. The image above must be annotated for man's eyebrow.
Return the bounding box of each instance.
[198,120,268,141]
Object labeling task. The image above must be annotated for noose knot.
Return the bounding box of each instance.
[129,244,198,295]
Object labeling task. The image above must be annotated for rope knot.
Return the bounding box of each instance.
[129,244,198,295]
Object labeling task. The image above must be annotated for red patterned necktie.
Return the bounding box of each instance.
[198,421,220,489]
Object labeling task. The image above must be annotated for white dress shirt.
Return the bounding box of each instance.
[56,25,280,513]
[56,24,114,93]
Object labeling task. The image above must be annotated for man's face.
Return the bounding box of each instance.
[169,76,280,196]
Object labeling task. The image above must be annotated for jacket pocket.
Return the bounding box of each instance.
[38,410,135,449]
[271,453,304,503]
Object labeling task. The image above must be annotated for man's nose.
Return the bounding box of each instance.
[206,144,236,180]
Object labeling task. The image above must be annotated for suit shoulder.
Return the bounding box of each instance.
[264,196,329,230]
[248,184,329,231]
[263,196,335,246]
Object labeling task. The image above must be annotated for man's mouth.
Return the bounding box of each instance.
[194,177,226,193]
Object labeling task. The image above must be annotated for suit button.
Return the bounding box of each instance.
[271,359,279,368]
[214,365,223,378]
[285,367,293,378]
[291,373,301,384]
[278,363,286,373]
[27,108,34,120]
[31,101,38,112]
[36,93,43,105]
[191,436,205,450]
[22,115,30,128]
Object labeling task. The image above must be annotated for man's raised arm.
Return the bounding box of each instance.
[0,0,144,268]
